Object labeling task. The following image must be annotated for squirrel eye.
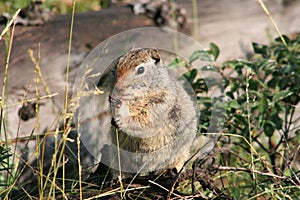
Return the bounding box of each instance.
[136,66,145,75]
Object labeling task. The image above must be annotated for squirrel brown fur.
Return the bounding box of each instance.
[108,48,197,176]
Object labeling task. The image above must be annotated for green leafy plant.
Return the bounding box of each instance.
[183,33,300,199]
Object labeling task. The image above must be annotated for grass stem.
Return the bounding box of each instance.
[61,0,76,196]
[257,0,287,47]
[1,10,18,194]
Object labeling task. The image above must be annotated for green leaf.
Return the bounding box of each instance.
[275,35,291,45]
[267,77,278,89]
[230,81,239,92]
[209,43,220,61]
[248,90,264,99]
[296,129,300,144]
[183,68,198,83]
[273,90,293,103]
[189,50,212,63]
[278,78,289,90]
[248,79,260,91]
[202,65,219,72]
[226,91,234,99]
[264,121,275,137]
[258,98,268,113]
[198,96,211,103]
[230,186,240,200]
[234,114,248,126]
[252,43,268,58]
[228,100,240,109]
[281,64,294,74]
[285,94,299,105]
[168,57,185,68]
[195,78,208,93]
[270,113,283,130]
[258,114,265,128]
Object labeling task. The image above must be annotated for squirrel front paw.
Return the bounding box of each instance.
[112,115,123,129]
[109,95,122,108]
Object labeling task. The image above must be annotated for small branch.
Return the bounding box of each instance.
[148,180,182,198]
[214,166,288,180]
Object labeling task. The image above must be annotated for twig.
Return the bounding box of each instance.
[214,166,288,180]
[148,180,182,198]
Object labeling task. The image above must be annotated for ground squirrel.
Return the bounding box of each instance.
[108,48,197,176]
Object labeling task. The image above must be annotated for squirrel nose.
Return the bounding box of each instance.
[109,95,122,108]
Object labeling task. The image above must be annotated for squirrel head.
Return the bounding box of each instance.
[114,48,170,93]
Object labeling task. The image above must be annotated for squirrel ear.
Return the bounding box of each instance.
[149,49,161,64]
